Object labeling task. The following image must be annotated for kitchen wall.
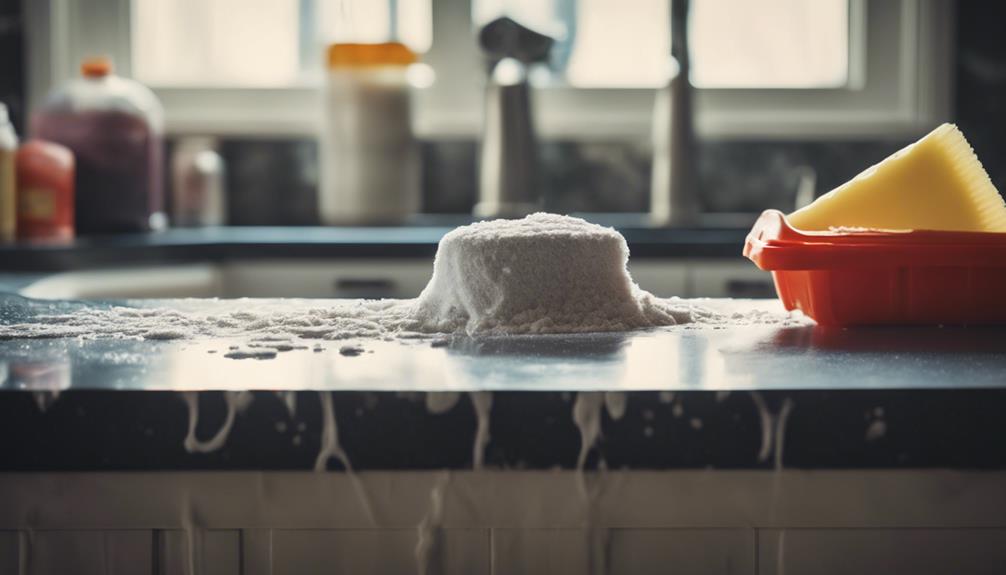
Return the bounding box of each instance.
[0,0,25,135]
[5,2,1006,225]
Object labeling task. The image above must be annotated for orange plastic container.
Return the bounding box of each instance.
[743,210,1006,326]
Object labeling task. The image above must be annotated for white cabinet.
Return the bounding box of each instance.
[21,258,771,300]
[686,261,775,299]
[270,528,489,575]
[491,528,755,575]
[0,532,18,575]
[24,531,152,575]
[4,462,1005,574]
[759,529,1006,575]
[158,530,240,575]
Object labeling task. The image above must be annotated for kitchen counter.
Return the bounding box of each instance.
[1,294,1005,472]
[2,295,1005,392]
[0,219,750,271]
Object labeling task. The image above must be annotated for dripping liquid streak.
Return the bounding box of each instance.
[572,392,611,575]
[181,492,199,575]
[276,390,296,419]
[573,392,604,472]
[183,391,252,454]
[313,391,377,526]
[314,391,351,472]
[19,529,32,575]
[415,472,449,575]
[774,398,794,472]
[773,398,795,575]
[469,391,493,470]
[31,390,60,413]
[603,391,627,421]
[425,391,461,415]
[749,391,773,463]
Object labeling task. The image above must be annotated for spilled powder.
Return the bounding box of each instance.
[0,213,807,342]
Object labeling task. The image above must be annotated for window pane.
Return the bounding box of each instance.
[472,0,568,38]
[565,0,670,88]
[132,0,431,88]
[132,0,300,87]
[690,0,848,88]
[492,0,849,89]
[317,0,431,52]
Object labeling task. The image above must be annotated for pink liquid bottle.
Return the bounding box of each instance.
[32,57,165,234]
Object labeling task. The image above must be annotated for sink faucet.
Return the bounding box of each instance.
[651,0,698,227]
[474,17,554,219]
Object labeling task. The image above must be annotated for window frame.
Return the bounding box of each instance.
[26,0,953,140]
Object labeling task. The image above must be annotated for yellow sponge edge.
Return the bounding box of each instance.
[788,123,1006,232]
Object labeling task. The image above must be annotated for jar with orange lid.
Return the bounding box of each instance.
[31,56,165,234]
[319,42,422,225]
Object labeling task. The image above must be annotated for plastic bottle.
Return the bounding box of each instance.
[319,43,421,225]
[171,137,226,227]
[0,103,18,243]
[16,140,75,240]
[32,57,165,234]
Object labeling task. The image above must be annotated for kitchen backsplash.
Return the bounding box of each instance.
[217,138,912,225]
[5,2,1006,225]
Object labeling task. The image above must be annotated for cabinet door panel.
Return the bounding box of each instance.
[759,529,1006,575]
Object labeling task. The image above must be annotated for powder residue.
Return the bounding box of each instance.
[0,213,806,342]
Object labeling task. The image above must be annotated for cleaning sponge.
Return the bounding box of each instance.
[788,123,1006,232]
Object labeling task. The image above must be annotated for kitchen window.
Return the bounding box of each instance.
[26,0,952,138]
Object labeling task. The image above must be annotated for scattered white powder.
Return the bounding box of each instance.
[827,226,910,234]
[0,297,420,341]
[338,344,366,357]
[224,347,279,360]
[0,213,807,342]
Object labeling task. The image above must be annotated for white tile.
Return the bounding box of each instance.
[492,528,755,575]
[759,529,1006,575]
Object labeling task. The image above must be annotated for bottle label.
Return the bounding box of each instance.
[19,187,56,220]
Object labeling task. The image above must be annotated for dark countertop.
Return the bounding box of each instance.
[1,295,1006,472]
[2,296,1005,392]
[0,215,752,271]
[3,388,1004,471]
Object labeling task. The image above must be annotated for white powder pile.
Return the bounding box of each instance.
[411,213,694,334]
[0,213,803,342]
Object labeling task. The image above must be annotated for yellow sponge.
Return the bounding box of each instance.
[788,123,1006,232]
